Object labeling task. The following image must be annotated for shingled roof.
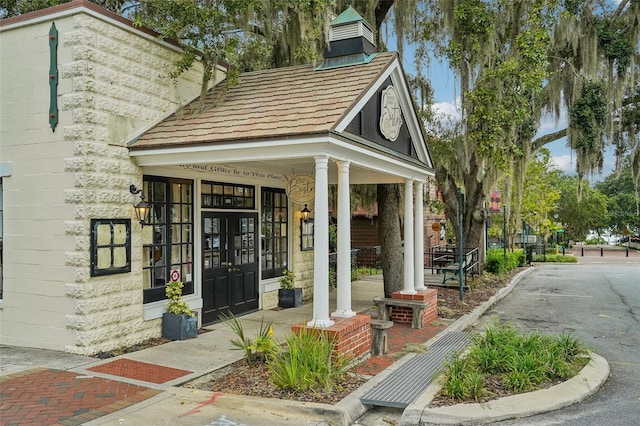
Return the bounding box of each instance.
[129,52,398,150]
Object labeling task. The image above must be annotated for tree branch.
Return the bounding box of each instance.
[374,0,395,30]
[532,128,567,151]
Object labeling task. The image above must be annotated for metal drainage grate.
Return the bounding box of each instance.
[360,331,470,408]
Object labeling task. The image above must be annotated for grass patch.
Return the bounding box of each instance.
[437,322,589,404]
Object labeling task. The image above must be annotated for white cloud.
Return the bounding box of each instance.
[432,100,462,120]
[551,154,574,173]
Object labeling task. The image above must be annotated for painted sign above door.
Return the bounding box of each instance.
[178,164,286,182]
[286,174,315,203]
[379,85,402,141]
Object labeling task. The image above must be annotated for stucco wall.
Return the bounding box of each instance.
[0,7,205,354]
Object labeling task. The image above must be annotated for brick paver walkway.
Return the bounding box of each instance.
[88,358,192,384]
[0,368,161,426]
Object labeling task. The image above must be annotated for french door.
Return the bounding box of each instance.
[201,212,258,324]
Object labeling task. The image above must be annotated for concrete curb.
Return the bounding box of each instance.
[430,266,535,337]
[334,266,538,424]
[89,266,544,426]
[175,388,354,425]
[398,266,612,425]
[401,352,610,425]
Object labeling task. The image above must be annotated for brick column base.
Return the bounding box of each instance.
[390,288,438,326]
[292,313,372,360]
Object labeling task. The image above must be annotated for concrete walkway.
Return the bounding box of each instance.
[1,277,386,425]
[0,269,611,425]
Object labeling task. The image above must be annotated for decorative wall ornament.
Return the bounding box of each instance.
[286,174,315,204]
[379,85,402,141]
[48,23,59,132]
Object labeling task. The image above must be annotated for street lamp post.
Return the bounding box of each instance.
[554,213,559,254]
[503,205,507,267]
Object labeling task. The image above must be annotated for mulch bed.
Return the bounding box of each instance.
[184,269,525,405]
[183,359,367,404]
[93,269,525,405]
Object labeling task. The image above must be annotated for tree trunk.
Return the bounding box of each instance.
[378,183,403,297]
[465,211,486,265]
[437,162,488,272]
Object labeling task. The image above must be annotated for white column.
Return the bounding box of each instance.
[403,179,416,294]
[332,160,355,318]
[414,180,426,291]
[308,156,334,328]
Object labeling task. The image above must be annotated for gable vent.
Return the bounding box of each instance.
[330,21,374,45]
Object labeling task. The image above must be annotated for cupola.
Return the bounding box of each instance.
[316,7,377,70]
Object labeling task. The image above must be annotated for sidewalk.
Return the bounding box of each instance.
[1,276,400,426]
[0,268,611,425]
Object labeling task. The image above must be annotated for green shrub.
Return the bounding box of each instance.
[440,356,487,401]
[542,346,575,380]
[268,326,351,392]
[165,281,194,316]
[470,343,509,375]
[485,249,523,274]
[329,266,337,289]
[502,350,545,392]
[438,322,589,401]
[351,267,359,281]
[355,266,381,276]
[533,254,578,263]
[484,256,503,274]
[585,236,606,245]
[553,332,588,360]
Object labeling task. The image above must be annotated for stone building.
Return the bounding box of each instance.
[0,1,435,355]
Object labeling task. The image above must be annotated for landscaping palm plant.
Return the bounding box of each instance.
[220,313,276,365]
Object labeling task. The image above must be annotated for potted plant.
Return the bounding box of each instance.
[278,269,302,308]
[162,280,198,340]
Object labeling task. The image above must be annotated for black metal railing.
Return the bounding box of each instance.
[425,245,480,279]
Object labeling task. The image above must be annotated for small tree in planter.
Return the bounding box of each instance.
[163,280,198,340]
[278,269,302,308]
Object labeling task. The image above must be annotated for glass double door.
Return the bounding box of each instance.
[201,212,258,324]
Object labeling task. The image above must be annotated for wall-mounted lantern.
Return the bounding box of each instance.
[300,204,311,222]
[129,184,150,226]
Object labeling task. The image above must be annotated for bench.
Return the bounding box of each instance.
[432,251,455,273]
[373,297,428,329]
[442,252,474,285]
